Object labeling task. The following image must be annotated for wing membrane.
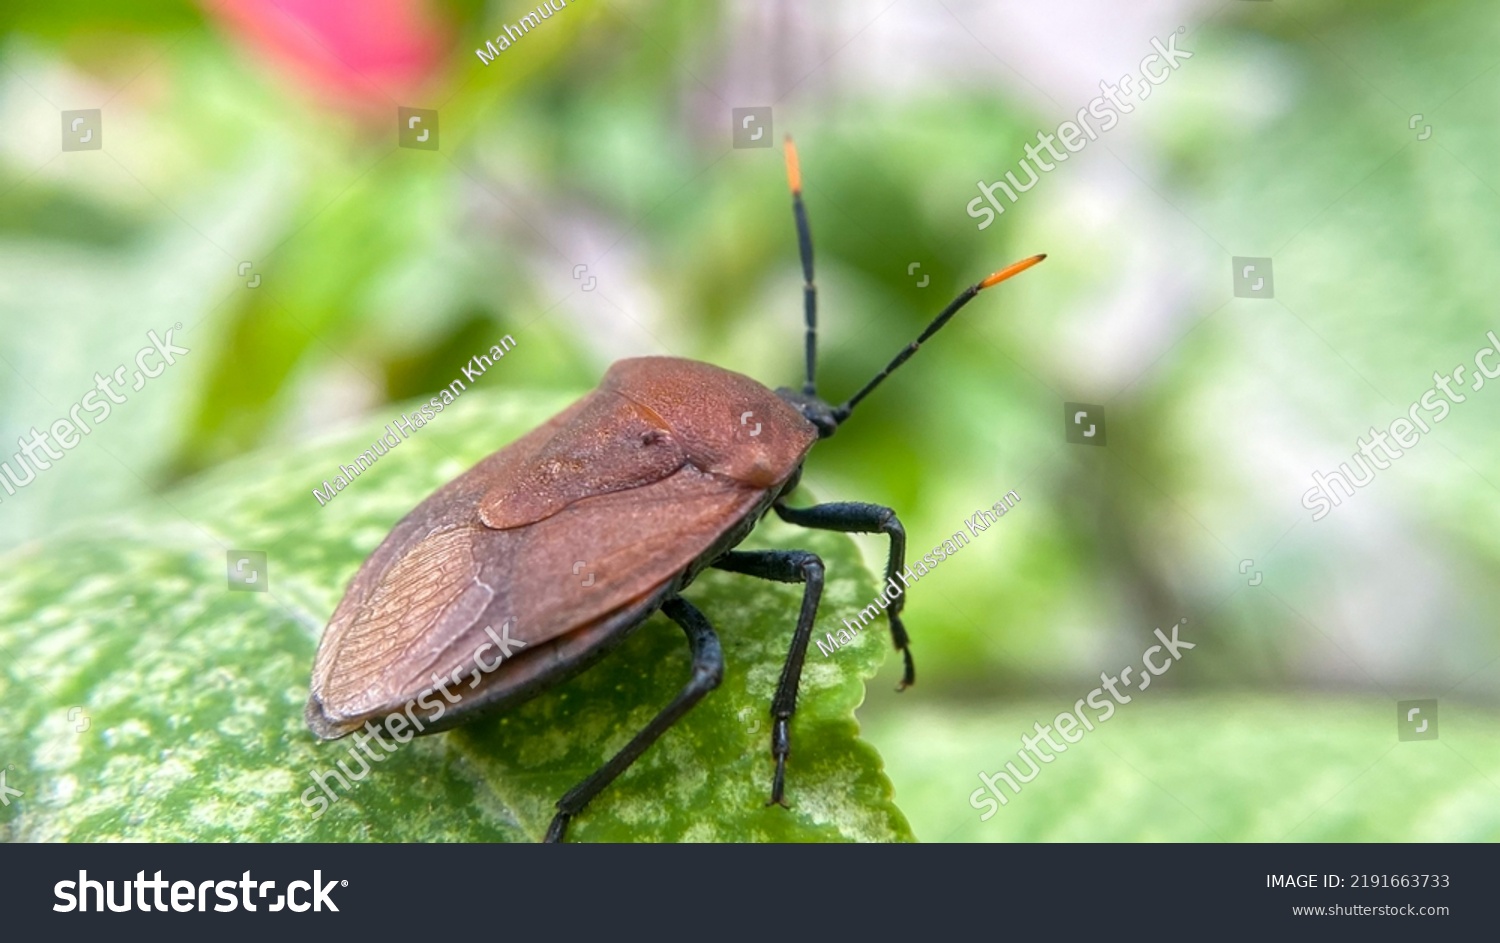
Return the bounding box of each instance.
[309,390,770,736]
[477,393,687,530]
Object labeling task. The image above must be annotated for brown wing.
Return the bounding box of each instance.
[476,389,687,530]
[307,379,797,739]
[308,392,599,736]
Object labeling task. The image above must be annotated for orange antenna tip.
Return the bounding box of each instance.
[979,253,1046,290]
[783,136,802,194]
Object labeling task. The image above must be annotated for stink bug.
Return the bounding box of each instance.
[306,137,1045,841]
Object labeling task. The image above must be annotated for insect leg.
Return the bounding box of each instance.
[773,501,914,689]
[543,595,724,843]
[712,549,825,807]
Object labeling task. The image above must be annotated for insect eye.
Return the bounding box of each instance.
[640,430,668,447]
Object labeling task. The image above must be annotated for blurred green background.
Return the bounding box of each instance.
[3,0,1499,840]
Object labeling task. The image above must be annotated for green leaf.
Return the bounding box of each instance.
[0,388,913,842]
[867,697,1500,842]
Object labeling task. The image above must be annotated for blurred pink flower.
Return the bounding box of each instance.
[205,0,452,117]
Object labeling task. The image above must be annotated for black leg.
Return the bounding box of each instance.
[544,595,724,842]
[774,501,914,689]
[712,549,824,807]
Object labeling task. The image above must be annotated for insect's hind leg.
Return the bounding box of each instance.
[712,549,824,807]
[774,501,913,689]
[544,595,723,843]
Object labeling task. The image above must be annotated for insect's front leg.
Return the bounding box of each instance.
[711,549,824,807]
[774,501,913,689]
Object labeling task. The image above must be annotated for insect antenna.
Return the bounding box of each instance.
[784,136,818,396]
[832,253,1047,424]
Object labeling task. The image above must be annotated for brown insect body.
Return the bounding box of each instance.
[306,356,817,739]
[306,135,1044,840]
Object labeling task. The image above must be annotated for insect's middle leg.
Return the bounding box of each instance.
[712,549,824,807]
[774,500,914,689]
[544,595,723,843]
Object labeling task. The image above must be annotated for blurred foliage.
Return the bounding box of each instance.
[870,696,1500,841]
[0,388,910,842]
